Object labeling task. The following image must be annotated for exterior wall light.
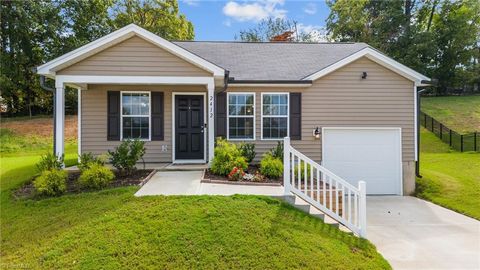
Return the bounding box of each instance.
[361,72,368,79]
[313,127,320,139]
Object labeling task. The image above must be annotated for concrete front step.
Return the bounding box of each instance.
[277,195,340,228]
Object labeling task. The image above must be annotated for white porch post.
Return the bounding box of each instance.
[54,81,65,160]
[77,87,82,161]
[283,137,291,195]
[207,83,215,163]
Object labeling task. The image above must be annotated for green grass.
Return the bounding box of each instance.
[416,128,480,219]
[421,95,480,134]
[0,124,389,269]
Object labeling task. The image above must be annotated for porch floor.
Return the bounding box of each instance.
[134,170,284,197]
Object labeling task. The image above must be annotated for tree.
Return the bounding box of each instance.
[0,0,194,117]
[112,0,194,40]
[236,18,322,42]
[326,0,480,95]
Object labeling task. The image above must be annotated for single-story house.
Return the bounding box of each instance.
[36,24,430,196]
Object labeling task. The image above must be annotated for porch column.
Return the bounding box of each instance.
[54,81,65,160]
[207,83,215,163]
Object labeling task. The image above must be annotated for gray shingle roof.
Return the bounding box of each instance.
[173,41,369,80]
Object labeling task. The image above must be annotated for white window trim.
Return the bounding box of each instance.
[120,91,151,141]
[227,92,256,141]
[261,92,289,141]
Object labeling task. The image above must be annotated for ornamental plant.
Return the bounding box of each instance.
[239,142,256,164]
[108,139,146,176]
[33,169,67,196]
[228,167,245,181]
[210,138,247,176]
[79,164,115,189]
[260,154,283,179]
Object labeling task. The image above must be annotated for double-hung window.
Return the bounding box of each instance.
[262,93,289,140]
[121,92,150,140]
[227,93,255,140]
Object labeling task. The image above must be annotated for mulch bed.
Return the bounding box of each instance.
[203,165,282,186]
[13,169,155,199]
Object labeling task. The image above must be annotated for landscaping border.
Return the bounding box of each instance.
[201,170,282,186]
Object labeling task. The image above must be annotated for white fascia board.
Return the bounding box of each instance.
[304,47,430,83]
[55,75,215,88]
[37,24,225,77]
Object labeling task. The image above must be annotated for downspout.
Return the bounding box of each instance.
[416,79,436,177]
[39,75,57,155]
[220,70,230,92]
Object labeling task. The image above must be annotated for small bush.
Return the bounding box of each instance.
[78,164,115,189]
[33,169,67,196]
[78,152,106,171]
[37,152,63,172]
[239,142,256,163]
[227,167,245,181]
[294,161,312,180]
[260,154,283,179]
[108,139,146,175]
[269,141,284,161]
[211,138,247,176]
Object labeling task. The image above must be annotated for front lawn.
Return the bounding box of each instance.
[421,95,480,133]
[0,118,389,269]
[416,128,480,219]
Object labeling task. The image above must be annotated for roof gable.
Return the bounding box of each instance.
[37,24,224,77]
[303,47,430,85]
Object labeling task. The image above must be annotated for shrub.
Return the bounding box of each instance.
[260,154,283,179]
[78,164,115,189]
[211,138,248,176]
[227,167,245,181]
[239,142,256,163]
[269,141,284,161]
[78,152,106,171]
[33,169,67,196]
[294,161,312,180]
[108,139,146,175]
[37,152,63,172]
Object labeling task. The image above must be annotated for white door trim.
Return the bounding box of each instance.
[321,127,403,195]
[171,92,207,164]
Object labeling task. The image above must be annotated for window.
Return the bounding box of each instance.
[121,92,150,140]
[227,93,255,140]
[262,93,289,140]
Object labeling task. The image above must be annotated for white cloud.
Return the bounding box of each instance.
[295,23,328,42]
[303,3,317,15]
[223,0,287,22]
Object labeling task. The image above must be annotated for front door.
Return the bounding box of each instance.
[175,95,204,160]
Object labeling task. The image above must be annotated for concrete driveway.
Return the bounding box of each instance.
[367,196,480,270]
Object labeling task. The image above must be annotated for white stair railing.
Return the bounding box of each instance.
[283,137,367,238]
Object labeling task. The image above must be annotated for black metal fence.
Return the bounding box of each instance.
[420,111,479,152]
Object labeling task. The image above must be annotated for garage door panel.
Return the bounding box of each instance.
[323,128,402,195]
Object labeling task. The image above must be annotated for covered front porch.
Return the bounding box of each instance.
[53,75,217,164]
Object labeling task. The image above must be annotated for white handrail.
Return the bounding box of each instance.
[283,137,367,238]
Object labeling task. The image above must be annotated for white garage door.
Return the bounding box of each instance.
[322,128,402,195]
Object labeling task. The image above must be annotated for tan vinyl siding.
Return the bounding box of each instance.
[58,36,211,76]
[81,84,206,163]
[227,57,415,162]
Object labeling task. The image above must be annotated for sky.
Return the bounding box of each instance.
[178,0,331,41]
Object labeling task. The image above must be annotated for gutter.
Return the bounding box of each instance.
[228,79,313,84]
[416,79,436,177]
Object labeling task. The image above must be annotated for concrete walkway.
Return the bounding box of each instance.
[367,196,480,270]
[134,171,284,196]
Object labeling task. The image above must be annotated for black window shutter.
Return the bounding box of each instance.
[107,91,121,141]
[289,93,301,140]
[151,92,164,140]
[215,92,227,138]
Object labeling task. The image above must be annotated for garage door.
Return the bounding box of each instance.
[322,128,402,195]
